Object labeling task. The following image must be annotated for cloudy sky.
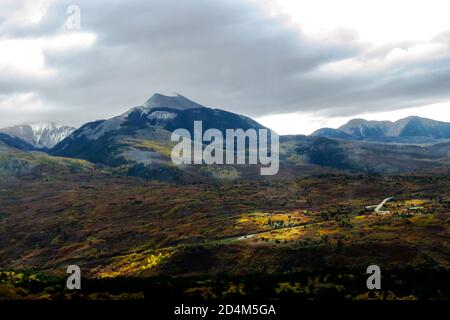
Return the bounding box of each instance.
[1,0,450,134]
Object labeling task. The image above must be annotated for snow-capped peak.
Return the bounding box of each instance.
[0,122,76,149]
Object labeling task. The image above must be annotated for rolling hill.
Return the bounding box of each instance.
[280,135,449,174]
[0,140,96,179]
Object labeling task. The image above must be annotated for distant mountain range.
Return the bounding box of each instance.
[312,116,450,143]
[0,122,75,149]
[0,93,448,179]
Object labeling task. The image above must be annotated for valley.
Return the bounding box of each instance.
[0,168,449,300]
[3,0,450,310]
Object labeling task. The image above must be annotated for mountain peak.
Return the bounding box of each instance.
[143,92,207,111]
[0,122,76,149]
[152,91,181,97]
[314,115,450,143]
[28,121,65,131]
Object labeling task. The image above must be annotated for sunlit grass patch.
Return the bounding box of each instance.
[96,249,174,278]
[409,214,437,226]
[121,138,174,157]
[236,211,314,230]
[254,226,307,243]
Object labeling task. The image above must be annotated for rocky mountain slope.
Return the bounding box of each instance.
[51,93,267,180]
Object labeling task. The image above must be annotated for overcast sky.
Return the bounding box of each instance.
[1,0,450,134]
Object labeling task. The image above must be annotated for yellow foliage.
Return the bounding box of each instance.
[122,139,174,157]
[97,250,173,278]
[276,282,302,294]
[142,252,171,270]
[222,282,246,297]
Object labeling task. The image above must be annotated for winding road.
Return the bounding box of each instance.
[374,196,394,213]
[232,220,326,241]
[221,196,396,242]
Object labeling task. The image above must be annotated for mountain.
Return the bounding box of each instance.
[51,93,266,180]
[311,128,353,140]
[0,141,95,179]
[50,94,450,178]
[0,132,36,151]
[312,116,450,143]
[0,122,76,149]
[281,135,449,174]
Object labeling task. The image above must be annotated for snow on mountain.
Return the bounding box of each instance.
[313,116,450,143]
[71,93,209,141]
[0,122,76,149]
[51,92,267,167]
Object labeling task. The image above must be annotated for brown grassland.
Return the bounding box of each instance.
[0,167,449,300]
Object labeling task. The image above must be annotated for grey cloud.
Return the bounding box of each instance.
[1,0,450,128]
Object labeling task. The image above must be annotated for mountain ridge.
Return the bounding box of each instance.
[0,122,76,149]
[312,116,450,143]
[50,93,268,180]
[1,94,449,178]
